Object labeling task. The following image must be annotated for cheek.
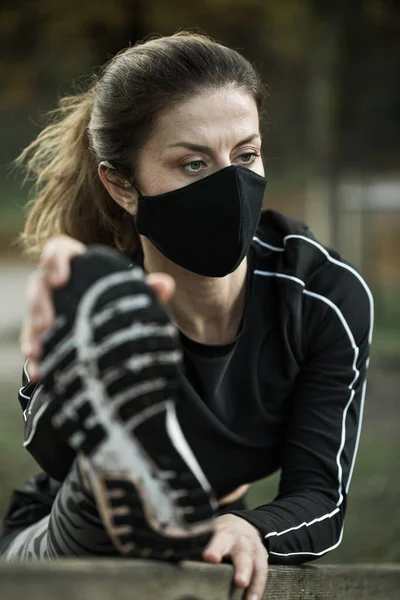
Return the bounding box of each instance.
[254,161,265,178]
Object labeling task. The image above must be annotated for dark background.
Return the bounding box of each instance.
[0,0,399,563]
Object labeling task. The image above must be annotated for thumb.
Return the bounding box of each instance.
[146,272,176,304]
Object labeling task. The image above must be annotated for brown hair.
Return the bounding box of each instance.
[17,31,265,258]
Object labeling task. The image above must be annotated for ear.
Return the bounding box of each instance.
[98,161,138,216]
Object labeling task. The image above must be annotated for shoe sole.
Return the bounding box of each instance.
[39,247,216,559]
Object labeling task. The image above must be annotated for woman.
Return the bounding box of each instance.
[0,32,373,600]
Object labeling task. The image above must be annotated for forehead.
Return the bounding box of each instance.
[152,87,260,148]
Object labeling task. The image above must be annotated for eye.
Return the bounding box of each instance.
[237,152,259,164]
[183,160,206,173]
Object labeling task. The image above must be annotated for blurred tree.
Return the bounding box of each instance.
[0,0,148,111]
[0,0,399,178]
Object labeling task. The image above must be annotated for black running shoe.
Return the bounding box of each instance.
[38,246,216,560]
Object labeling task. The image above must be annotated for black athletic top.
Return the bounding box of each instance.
[0,210,373,565]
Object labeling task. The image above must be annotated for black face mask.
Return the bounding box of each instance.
[135,165,266,277]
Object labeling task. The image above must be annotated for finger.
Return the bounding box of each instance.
[245,552,268,600]
[19,334,40,379]
[40,235,85,288]
[24,359,40,382]
[21,271,55,362]
[202,531,233,563]
[146,273,175,304]
[231,547,254,589]
[27,271,55,333]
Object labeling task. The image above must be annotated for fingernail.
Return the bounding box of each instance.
[237,571,249,585]
[206,551,219,560]
[249,595,258,600]
[25,341,41,359]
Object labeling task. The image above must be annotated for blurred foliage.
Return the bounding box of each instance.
[0,0,399,169]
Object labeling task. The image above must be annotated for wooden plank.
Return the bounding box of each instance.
[0,560,399,600]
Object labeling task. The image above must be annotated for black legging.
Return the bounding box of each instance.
[0,459,119,560]
[0,452,247,561]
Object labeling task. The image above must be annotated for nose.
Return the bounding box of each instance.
[213,155,234,172]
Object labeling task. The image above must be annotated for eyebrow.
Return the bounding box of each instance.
[167,133,261,153]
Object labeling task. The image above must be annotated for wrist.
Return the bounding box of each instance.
[216,513,262,540]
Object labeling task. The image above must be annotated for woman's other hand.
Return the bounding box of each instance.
[203,514,268,600]
[20,235,176,380]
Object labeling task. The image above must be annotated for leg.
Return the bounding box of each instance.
[1,459,118,561]
[33,246,216,559]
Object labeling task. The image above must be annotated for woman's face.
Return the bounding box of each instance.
[134,86,264,197]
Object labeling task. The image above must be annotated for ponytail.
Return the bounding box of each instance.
[17,86,138,258]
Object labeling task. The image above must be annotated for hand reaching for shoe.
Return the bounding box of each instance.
[203,514,269,600]
[20,235,176,380]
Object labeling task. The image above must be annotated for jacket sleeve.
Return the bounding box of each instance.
[18,360,75,482]
[227,262,373,564]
